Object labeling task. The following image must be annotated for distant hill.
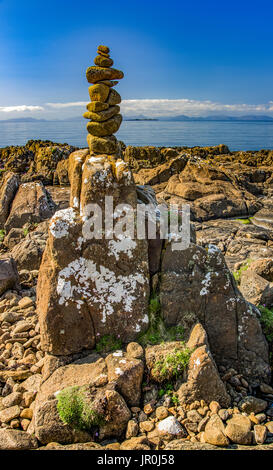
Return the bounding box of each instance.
[0,117,47,123]
[1,115,273,123]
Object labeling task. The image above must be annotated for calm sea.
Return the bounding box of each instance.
[0,120,272,151]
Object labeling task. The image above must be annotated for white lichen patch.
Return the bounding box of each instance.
[207,244,220,255]
[88,156,105,164]
[49,207,76,239]
[73,196,79,209]
[200,272,212,296]
[114,367,124,376]
[193,357,201,369]
[56,258,146,323]
[109,237,136,260]
[113,351,123,357]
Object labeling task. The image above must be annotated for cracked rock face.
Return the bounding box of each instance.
[37,151,150,355]
[160,243,270,385]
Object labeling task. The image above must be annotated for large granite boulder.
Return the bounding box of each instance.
[160,158,261,221]
[0,257,19,296]
[10,221,49,271]
[160,242,270,385]
[240,258,273,308]
[31,353,131,444]
[0,172,19,228]
[178,324,230,408]
[37,151,150,355]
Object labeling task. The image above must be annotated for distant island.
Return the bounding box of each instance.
[1,114,273,123]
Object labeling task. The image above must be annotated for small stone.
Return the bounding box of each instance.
[239,396,267,414]
[23,391,36,408]
[0,405,21,423]
[20,408,33,420]
[0,429,38,450]
[138,411,148,423]
[105,442,120,450]
[2,392,22,408]
[240,378,249,388]
[98,80,118,87]
[186,410,202,423]
[266,421,273,433]
[86,66,124,84]
[156,406,169,420]
[94,55,113,68]
[198,416,210,433]
[131,407,141,414]
[88,83,110,103]
[140,421,155,432]
[18,297,33,309]
[260,383,273,395]
[255,413,266,423]
[20,419,30,431]
[107,89,121,105]
[126,419,139,439]
[97,45,110,54]
[218,409,231,421]
[120,437,150,451]
[83,105,120,122]
[10,419,20,429]
[197,407,207,417]
[13,321,32,334]
[157,416,185,438]
[209,401,221,414]
[254,424,267,444]
[127,342,144,359]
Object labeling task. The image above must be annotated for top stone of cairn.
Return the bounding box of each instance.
[86,45,124,83]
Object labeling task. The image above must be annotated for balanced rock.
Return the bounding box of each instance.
[178,324,230,408]
[107,89,121,105]
[160,243,270,385]
[0,172,19,227]
[224,414,253,445]
[94,55,113,67]
[98,45,110,54]
[85,46,123,153]
[83,105,120,122]
[87,114,122,137]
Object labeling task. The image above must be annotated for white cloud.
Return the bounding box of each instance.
[1,99,273,118]
[0,105,44,113]
[120,99,273,117]
[46,102,87,108]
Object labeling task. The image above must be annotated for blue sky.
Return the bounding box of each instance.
[0,0,273,119]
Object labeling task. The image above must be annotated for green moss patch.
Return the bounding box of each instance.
[57,385,104,432]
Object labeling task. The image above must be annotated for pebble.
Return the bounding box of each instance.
[155,406,169,420]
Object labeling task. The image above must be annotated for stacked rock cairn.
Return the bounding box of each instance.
[84,45,124,156]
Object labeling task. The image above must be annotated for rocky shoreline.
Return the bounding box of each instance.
[0,45,273,451]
